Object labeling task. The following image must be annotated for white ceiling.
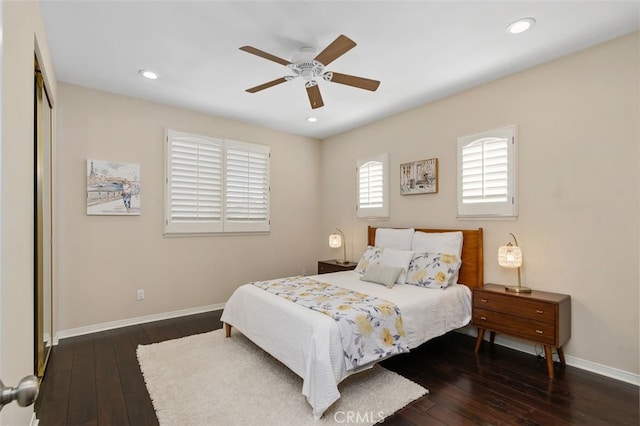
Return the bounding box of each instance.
[40,1,638,139]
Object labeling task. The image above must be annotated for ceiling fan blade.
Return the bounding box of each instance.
[327,72,380,91]
[314,35,356,66]
[245,77,288,93]
[306,84,324,109]
[239,46,291,66]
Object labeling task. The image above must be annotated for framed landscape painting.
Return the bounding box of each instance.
[400,158,438,195]
[86,160,140,215]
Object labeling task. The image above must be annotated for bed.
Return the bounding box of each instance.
[221,226,483,419]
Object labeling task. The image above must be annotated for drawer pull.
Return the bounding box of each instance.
[480,316,487,321]
[481,298,488,303]
[535,329,543,334]
[536,310,544,314]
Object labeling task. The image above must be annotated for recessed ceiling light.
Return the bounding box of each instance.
[139,69,158,80]
[506,18,536,34]
[306,117,318,123]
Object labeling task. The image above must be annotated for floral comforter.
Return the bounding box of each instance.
[251,276,409,371]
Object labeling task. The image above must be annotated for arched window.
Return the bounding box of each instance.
[357,153,389,218]
[457,126,517,218]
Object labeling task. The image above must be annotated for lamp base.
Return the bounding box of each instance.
[505,285,532,293]
[335,260,351,265]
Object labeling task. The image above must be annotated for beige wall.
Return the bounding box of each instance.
[1,1,57,424]
[56,83,322,331]
[320,33,639,375]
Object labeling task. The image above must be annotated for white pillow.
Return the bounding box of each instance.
[411,231,463,257]
[375,228,415,250]
[379,248,414,284]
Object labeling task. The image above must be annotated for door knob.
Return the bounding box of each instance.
[0,375,39,411]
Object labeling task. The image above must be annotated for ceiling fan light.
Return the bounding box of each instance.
[301,69,314,81]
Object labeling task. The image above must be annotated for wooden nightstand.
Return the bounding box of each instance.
[317,260,358,274]
[473,283,571,379]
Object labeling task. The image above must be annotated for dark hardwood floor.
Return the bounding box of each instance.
[37,311,639,425]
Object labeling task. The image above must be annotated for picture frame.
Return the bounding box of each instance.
[86,159,141,215]
[400,158,438,195]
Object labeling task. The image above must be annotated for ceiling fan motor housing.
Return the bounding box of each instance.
[288,47,325,82]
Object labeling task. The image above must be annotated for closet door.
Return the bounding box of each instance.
[34,57,53,378]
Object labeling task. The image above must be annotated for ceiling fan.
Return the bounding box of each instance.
[240,34,380,109]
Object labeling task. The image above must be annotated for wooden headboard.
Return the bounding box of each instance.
[367,226,484,289]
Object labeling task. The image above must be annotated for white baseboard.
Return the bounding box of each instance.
[56,303,225,341]
[457,326,639,386]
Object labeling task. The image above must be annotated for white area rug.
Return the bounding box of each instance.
[137,328,427,426]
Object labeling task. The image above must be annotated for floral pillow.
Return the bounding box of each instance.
[354,246,383,273]
[406,252,462,289]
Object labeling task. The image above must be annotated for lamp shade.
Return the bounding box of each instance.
[498,244,522,268]
[329,233,342,248]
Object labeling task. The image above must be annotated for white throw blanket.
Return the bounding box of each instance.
[252,276,409,371]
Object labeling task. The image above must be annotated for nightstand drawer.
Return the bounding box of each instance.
[318,263,339,274]
[474,291,555,323]
[473,308,556,345]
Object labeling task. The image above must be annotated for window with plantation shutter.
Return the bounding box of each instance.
[224,140,270,233]
[457,126,517,218]
[164,130,270,235]
[357,153,389,218]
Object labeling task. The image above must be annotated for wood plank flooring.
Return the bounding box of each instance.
[36,311,638,425]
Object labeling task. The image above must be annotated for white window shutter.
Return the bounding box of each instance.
[165,130,223,234]
[461,137,509,203]
[357,153,389,218]
[359,161,384,208]
[224,140,270,233]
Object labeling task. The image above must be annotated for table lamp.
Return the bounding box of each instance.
[329,228,348,264]
[498,233,531,293]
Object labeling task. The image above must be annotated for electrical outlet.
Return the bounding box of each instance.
[137,289,144,300]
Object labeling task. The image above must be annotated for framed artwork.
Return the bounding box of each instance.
[86,160,140,215]
[400,158,438,195]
